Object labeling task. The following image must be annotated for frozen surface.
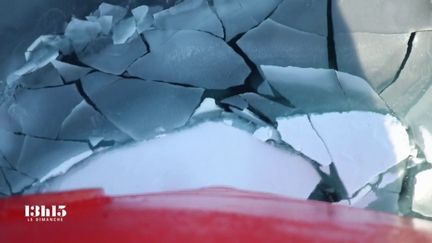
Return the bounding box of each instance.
[0,130,24,166]
[59,101,129,143]
[2,168,35,194]
[80,71,121,95]
[413,169,432,217]
[260,65,388,113]
[270,0,327,36]
[0,156,10,169]
[154,0,223,38]
[213,0,281,40]
[51,60,91,83]
[237,20,328,69]
[333,0,432,34]
[1,0,430,219]
[78,36,147,75]
[16,136,91,179]
[85,78,204,141]
[128,30,250,89]
[39,122,320,199]
[335,33,410,92]
[335,71,388,112]
[0,170,10,196]
[382,32,432,117]
[380,32,432,162]
[260,65,344,112]
[11,85,82,138]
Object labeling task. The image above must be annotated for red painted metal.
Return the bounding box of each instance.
[1,188,432,243]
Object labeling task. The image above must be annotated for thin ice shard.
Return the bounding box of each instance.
[335,33,410,92]
[239,93,293,122]
[277,115,332,166]
[87,15,113,35]
[11,85,82,138]
[84,78,204,141]
[221,95,248,110]
[59,101,130,143]
[8,45,59,85]
[365,190,400,213]
[230,107,267,127]
[309,112,411,196]
[65,18,102,52]
[112,17,137,44]
[270,0,327,36]
[377,162,406,193]
[237,19,328,69]
[26,35,71,60]
[16,136,91,179]
[212,0,282,40]
[332,0,432,34]
[97,3,127,24]
[78,36,147,75]
[18,63,64,88]
[132,5,153,33]
[256,80,276,96]
[128,30,250,89]
[154,0,224,38]
[38,122,320,199]
[51,60,91,83]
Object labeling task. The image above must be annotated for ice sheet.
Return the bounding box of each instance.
[154,0,223,38]
[128,30,250,89]
[237,19,328,69]
[84,78,204,140]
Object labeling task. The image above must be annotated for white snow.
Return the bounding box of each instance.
[41,122,320,199]
[418,126,432,163]
[277,115,332,166]
[413,169,432,217]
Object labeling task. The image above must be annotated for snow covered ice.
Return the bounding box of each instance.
[1,0,432,221]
